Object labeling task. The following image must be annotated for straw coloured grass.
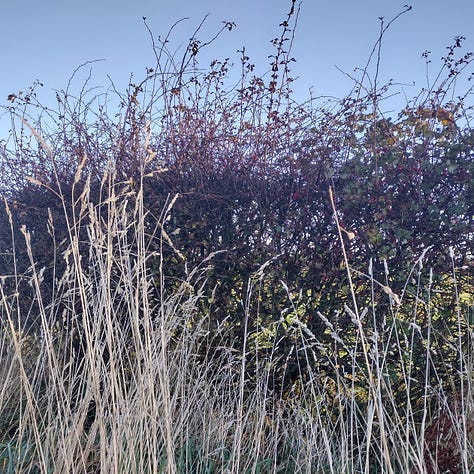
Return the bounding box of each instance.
[0,162,472,474]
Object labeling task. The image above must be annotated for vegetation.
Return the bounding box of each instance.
[0,3,472,472]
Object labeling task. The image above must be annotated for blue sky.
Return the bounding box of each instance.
[1,0,473,141]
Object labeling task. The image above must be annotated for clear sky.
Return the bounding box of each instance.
[1,0,473,141]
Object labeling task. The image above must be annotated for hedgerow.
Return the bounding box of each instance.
[0,3,472,472]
